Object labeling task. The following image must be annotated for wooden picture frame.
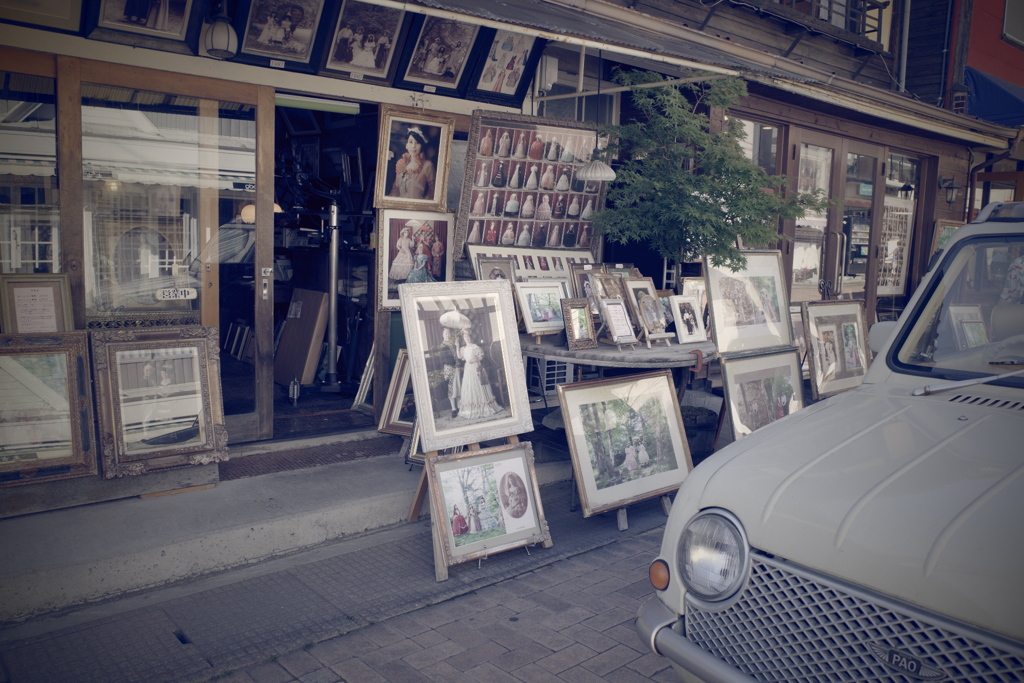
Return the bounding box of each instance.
[426,441,551,572]
[598,299,638,345]
[378,348,415,437]
[466,29,545,107]
[1,0,83,32]
[569,262,607,315]
[721,350,804,439]
[705,251,792,353]
[669,295,706,344]
[0,273,74,334]
[0,332,99,486]
[320,0,407,83]
[622,276,660,328]
[375,104,456,212]
[790,305,810,379]
[556,370,692,517]
[514,280,566,335]
[931,218,963,256]
[802,300,871,399]
[465,244,584,285]
[561,297,598,350]
[473,255,516,283]
[397,279,533,452]
[391,14,482,98]
[236,0,332,68]
[455,111,609,261]
[377,208,455,310]
[90,326,228,478]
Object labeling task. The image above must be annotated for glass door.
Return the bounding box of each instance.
[791,137,836,304]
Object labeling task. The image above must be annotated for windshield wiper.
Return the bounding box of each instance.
[912,367,1024,396]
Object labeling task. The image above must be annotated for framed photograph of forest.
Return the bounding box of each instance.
[398,279,533,452]
[705,250,792,353]
[721,350,804,440]
[556,370,692,517]
[802,300,871,399]
[426,441,551,573]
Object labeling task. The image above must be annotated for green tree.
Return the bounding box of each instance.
[591,69,830,271]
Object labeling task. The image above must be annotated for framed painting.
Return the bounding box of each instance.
[320,0,407,83]
[397,279,533,452]
[721,351,804,439]
[392,14,481,97]
[556,370,692,517]
[948,303,985,351]
[426,441,550,571]
[591,272,627,304]
[514,280,566,335]
[466,29,545,107]
[375,104,456,212]
[465,244,586,284]
[0,0,82,32]
[235,0,331,68]
[96,0,194,40]
[474,255,516,283]
[598,299,638,345]
[705,251,792,353]
[454,111,610,261]
[561,297,597,350]
[0,332,99,486]
[931,218,962,257]
[569,262,607,315]
[622,276,661,330]
[0,273,74,334]
[377,208,455,310]
[802,300,871,399]
[669,295,706,344]
[90,326,228,478]
[378,348,415,437]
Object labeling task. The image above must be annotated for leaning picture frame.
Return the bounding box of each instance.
[378,348,415,437]
[466,29,545,107]
[513,280,566,335]
[802,300,871,399]
[556,370,692,517]
[90,326,229,478]
[0,273,74,334]
[0,332,99,486]
[398,279,533,452]
[320,0,407,83]
[598,298,639,345]
[705,251,792,353]
[561,297,598,350]
[947,303,985,352]
[465,244,585,283]
[474,255,517,283]
[622,276,660,329]
[375,104,456,212]
[426,441,551,573]
[391,14,483,98]
[377,208,455,310]
[455,111,609,261]
[669,295,707,344]
[721,350,804,439]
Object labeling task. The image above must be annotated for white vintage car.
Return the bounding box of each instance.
[636,201,1024,682]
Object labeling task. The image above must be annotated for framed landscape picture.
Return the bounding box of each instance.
[514,280,566,335]
[705,251,792,353]
[0,273,74,334]
[398,279,533,452]
[426,441,551,572]
[321,0,406,83]
[376,208,455,310]
[721,351,804,439]
[0,332,99,486]
[802,300,871,399]
[375,104,456,212]
[466,28,545,107]
[556,370,692,517]
[562,297,597,350]
[90,326,228,478]
[378,348,415,437]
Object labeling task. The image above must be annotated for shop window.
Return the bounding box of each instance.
[0,71,60,274]
[878,153,919,297]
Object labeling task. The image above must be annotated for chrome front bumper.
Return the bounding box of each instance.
[635,596,755,683]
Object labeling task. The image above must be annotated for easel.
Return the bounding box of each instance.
[594,321,639,352]
[636,328,675,349]
[567,467,673,531]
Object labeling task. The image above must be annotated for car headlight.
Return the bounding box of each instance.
[677,509,749,602]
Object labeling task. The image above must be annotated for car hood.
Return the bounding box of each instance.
[700,384,1024,642]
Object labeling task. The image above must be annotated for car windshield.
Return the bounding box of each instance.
[893,233,1024,387]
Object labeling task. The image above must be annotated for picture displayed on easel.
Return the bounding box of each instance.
[426,441,550,573]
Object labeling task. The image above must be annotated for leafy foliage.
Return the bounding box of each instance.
[591,69,829,271]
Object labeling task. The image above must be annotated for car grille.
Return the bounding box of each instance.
[684,553,1024,682]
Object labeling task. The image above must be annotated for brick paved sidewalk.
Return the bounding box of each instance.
[222,529,675,683]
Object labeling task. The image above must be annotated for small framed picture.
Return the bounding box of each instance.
[591,272,627,303]
[466,29,545,107]
[0,332,99,486]
[569,262,608,315]
[398,279,533,452]
[392,14,482,98]
[599,299,638,345]
[426,441,551,571]
[622,276,659,328]
[556,370,693,517]
[561,297,598,350]
[669,295,706,344]
[802,300,871,399]
[0,273,74,334]
[378,349,415,437]
[705,251,791,353]
[947,303,985,351]
[237,0,332,68]
[321,0,407,82]
[90,326,229,478]
[376,208,455,310]
[514,280,566,335]
[474,255,516,282]
[375,104,456,212]
[721,350,804,439]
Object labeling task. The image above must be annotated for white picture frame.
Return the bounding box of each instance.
[705,251,792,353]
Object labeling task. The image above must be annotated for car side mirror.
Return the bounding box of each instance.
[868,321,898,355]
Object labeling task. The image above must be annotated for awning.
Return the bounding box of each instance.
[965,66,1024,128]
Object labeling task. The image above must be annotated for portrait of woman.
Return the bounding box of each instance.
[376,106,454,211]
[451,504,468,536]
[388,125,436,200]
[458,328,501,419]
